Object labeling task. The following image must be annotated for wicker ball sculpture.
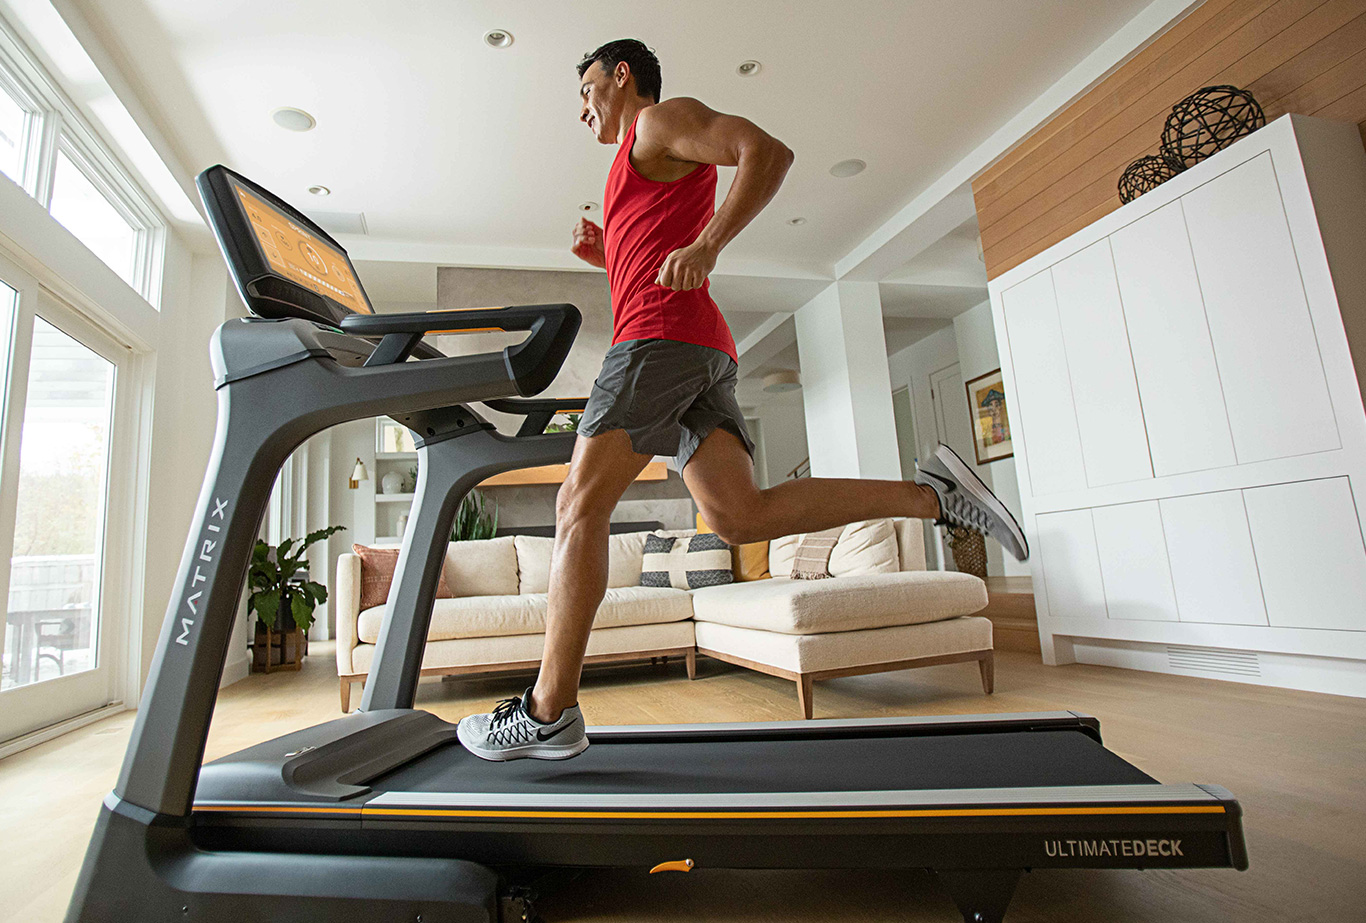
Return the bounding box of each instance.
[1161,85,1265,170]
[1118,154,1183,204]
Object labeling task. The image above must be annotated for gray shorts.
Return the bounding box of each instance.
[579,338,755,470]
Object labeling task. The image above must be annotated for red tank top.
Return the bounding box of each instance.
[602,112,736,360]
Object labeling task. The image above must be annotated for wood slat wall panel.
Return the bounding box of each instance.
[975,0,1366,279]
[979,0,1340,248]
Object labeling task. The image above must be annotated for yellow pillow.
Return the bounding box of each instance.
[696,513,770,582]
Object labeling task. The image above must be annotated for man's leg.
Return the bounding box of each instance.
[682,427,940,544]
[527,428,652,723]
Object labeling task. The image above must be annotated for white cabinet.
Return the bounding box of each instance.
[1036,509,1107,621]
[1001,270,1087,496]
[1051,240,1153,487]
[1092,502,1179,622]
[1159,491,1268,626]
[1182,152,1340,464]
[1110,201,1237,477]
[1244,478,1366,632]
[989,116,1366,695]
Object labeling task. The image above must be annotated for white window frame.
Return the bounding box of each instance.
[0,17,165,308]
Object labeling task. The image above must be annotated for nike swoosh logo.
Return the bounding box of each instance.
[919,470,956,493]
[537,722,577,741]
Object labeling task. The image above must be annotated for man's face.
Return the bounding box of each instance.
[579,60,621,144]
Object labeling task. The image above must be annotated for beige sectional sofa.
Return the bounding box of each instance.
[336,519,992,718]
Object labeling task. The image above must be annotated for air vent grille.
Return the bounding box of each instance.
[310,211,368,236]
[1166,644,1261,677]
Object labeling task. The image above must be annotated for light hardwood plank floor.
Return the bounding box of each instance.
[2,643,1363,922]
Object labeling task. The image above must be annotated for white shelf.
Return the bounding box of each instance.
[375,451,416,460]
[375,493,415,503]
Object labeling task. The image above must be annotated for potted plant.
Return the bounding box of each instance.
[247,525,345,672]
[452,490,498,541]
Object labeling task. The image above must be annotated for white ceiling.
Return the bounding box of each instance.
[75,0,1154,276]
[66,0,1167,414]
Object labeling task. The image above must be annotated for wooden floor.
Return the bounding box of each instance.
[2,643,1364,922]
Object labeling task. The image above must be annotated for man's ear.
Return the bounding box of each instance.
[615,61,630,88]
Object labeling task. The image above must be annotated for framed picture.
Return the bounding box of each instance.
[964,368,1013,465]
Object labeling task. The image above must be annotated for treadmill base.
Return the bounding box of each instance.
[65,797,500,923]
[934,868,1023,923]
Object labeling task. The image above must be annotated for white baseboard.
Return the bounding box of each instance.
[0,702,126,760]
[221,654,250,688]
[1064,636,1366,698]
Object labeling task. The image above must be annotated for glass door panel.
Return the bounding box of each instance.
[2,317,113,691]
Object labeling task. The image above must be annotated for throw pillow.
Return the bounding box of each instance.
[353,544,454,610]
[768,520,901,579]
[640,532,734,590]
[790,527,844,580]
[695,512,771,582]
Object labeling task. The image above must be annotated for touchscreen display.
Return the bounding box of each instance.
[231,180,372,314]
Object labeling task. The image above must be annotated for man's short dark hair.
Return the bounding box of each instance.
[577,39,661,103]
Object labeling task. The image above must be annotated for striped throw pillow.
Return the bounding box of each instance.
[640,532,734,590]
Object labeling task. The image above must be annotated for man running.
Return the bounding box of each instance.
[457,39,1026,761]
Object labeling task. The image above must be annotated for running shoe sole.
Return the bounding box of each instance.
[933,443,1029,561]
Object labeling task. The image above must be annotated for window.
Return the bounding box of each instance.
[0,19,163,305]
[2,317,114,691]
[49,148,138,285]
[0,83,25,183]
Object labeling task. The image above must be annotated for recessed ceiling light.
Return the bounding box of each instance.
[787,217,807,226]
[308,185,331,196]
[737,60,761,77]
[829,158,867,178]
[579,201,598,212]
[484,29,514,48]
[271,107,316,132]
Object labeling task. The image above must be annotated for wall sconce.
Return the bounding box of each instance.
[349,458,368,489]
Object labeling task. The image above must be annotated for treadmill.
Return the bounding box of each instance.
[65,166,1247,923]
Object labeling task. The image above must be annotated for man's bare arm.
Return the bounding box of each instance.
[636,98,793,290]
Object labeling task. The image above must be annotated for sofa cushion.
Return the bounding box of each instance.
[640,533,733,590]
[694,616,992,674]
[356,585,693,643]
[444,537,519,597]
[697,512,769,581]
[769,520,900,579]
[351,620,697,674]
[514,532,650,594]
[353,544,452,610]
[689,571,987,635]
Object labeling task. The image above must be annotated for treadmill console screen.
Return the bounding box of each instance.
[230,178,373,315]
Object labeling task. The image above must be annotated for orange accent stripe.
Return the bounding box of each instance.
[360,805,1227,821]
[425,327,503,335]
[197,805,364,815]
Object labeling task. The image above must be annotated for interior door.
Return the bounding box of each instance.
[0,253,129,742]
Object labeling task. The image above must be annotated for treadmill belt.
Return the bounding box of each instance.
[374,729,1155,795]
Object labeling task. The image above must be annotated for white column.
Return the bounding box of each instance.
[794,282,900,479]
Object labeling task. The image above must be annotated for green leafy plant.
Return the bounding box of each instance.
[544,412,582,434]
[248,525,346,632]
[451,490,498,541]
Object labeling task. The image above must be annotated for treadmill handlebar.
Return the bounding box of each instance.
[340,304,581,397]
[482,397,589,437]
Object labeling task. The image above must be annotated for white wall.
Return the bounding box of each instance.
[753,394,808,487]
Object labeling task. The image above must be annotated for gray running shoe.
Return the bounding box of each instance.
[915,443,1029,562]
[456,688,589,761]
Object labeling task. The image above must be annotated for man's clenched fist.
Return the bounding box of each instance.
[571,218,606,268]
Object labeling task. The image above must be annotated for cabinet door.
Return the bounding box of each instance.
[1036,509,1108,622]
[1244,478,1366,632]
[1051,240,1153,487]
[1110,201,1237,476]
[1159,491,1268,626]
[1182,152,1339,463]
[1001,271,1087,496]
[1092,502,1179,622]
